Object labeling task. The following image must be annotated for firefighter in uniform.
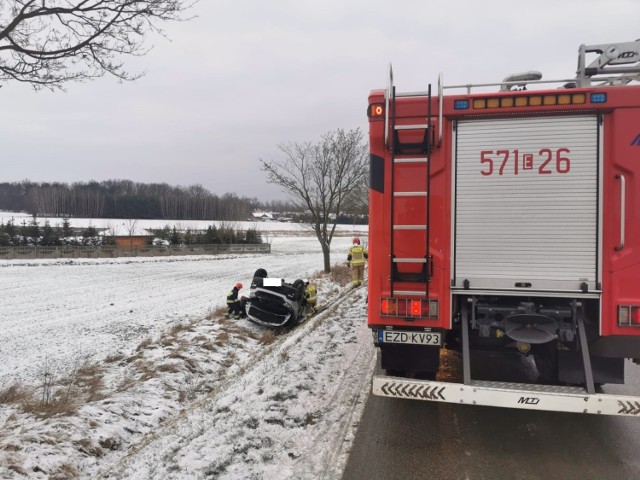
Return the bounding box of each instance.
[226,282,246,319]
[304,280,318,319]
[347,237,368,287]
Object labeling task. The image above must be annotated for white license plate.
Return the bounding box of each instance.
[380,330,441,346]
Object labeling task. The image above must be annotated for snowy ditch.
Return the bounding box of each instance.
[0,236,375,479]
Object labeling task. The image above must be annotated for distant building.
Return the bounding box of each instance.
[252,211,274,221]
[102,222,154,248]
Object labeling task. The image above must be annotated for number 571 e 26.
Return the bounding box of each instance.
[480,148,571,176]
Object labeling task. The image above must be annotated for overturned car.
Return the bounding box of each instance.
[245,268,307,328]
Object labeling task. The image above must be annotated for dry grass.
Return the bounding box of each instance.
[135,337,153,352]
[49,462,81,480]
[0,384,30,405]
[116,376,136,393]
[215,331,230,347]
[156,363,181,373]
[207,305,228,320]
[222,351,238,369]
[75,364,106,402]
[5,456,27,476]
[167,350,187,360]
[1,359,109,417]
[329,263,353,287]
[168,321,194,337]
[20,397,78,418]
[134,359,159,381]
[103,354,126,364]
[258,330,277,345]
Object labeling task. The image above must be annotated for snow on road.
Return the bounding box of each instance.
[0,235,375,479]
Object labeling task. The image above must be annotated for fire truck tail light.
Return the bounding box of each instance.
[381,298,397,315]
[410,300,421,316]
[618,305,640,327]
[380,298,439,319]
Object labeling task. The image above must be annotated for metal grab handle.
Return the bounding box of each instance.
[385,63,393,148]
[438,73,443,146]
[616,174,626,251]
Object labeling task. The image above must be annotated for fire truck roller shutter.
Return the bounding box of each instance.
[453,115,599,292]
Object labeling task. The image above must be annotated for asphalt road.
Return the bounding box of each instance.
[342,350,640,480]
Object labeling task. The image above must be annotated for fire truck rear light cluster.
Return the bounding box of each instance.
[380,298,438,319]
[472,93,587,110]
[618,305,640,327]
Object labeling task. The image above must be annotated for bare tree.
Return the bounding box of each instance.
[0,0,194,90]
[261,128,368,273]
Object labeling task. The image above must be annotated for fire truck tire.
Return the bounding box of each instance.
[533,342,559,384]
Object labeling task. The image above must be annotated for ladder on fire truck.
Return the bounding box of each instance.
[386,66,432,298]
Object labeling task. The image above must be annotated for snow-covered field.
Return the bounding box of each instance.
[0,211,368,236]
[0,234,375,479]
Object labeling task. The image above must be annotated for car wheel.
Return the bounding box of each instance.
[254,268,268,278]
[292,279,305,293]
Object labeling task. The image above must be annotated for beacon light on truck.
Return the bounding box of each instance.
[367,103,385,119]
[618,305,640,327]
[454,99,469,110]
[380,298,438,319]
[472,93,587,109]
[590,92,607,103]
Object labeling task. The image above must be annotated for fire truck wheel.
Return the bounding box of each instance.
[532,342,559,384]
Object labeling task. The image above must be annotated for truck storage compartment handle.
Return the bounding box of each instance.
[615,173,626,251]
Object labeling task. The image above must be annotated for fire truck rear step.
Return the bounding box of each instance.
[371,375,640,416]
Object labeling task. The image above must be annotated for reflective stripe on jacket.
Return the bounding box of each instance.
[305,284,317,304]
[226,287,239,304]
[348,245,368,266]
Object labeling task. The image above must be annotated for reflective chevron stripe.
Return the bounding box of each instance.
[373,375,640,417]
[618,401,640,415]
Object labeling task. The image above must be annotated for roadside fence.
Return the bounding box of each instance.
[0,243,271,260]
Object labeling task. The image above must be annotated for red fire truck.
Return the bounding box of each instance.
[367,40,640,415]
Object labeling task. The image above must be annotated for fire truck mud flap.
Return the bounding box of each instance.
[372,376,640,416]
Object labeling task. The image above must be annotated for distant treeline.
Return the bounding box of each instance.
[0,217,264,247]
[0,180,299,220]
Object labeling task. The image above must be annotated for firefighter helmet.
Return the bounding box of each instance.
[235,282,243,289]
[352,237,361,245]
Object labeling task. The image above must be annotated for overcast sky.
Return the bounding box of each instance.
[1,0,639,201]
